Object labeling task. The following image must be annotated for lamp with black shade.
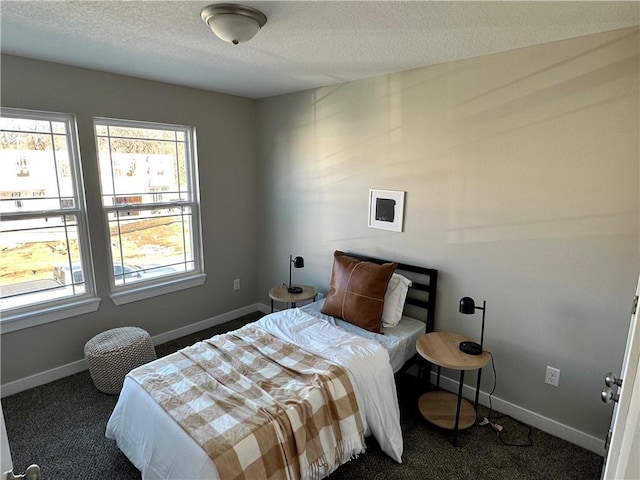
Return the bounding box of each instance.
[458,296,486,355]
[288,255,304,294]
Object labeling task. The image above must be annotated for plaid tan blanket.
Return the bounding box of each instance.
[129,324,365,480]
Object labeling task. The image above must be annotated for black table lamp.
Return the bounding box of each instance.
[288,255,304,293]
[459,296,486,355]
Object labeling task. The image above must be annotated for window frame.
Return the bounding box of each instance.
[0,107,100,333]
[93,117,206,305]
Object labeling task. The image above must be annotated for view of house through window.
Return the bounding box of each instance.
[94,118,202,288]
[0,108,94,314]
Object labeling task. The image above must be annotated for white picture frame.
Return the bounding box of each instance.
[368,189,405,232]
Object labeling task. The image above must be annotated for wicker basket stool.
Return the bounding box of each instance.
[84,326,156,394]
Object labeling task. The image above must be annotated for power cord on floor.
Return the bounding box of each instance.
[480,352,533,447]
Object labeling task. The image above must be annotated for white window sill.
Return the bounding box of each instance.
[0,296,102,334]
[110,273,207,306]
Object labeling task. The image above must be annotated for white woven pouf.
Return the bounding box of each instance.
[84,326,156,394]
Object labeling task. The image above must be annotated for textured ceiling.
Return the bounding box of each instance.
[1,1,639,99]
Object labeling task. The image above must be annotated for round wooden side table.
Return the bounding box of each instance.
[268,284,317,312]
[416,331,490,446]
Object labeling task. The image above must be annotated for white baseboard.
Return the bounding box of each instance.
[1,358,87,398]
[1,303,262,398]
[151,303,261,345]
[429,370,607,456]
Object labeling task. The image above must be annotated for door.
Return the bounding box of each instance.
[601,276,639,480]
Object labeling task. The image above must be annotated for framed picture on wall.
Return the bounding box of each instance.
[368,189,405,232]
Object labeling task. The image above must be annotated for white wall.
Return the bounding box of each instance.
[256,27,640,445]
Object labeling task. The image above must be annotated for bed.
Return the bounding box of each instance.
[106,251,438,480]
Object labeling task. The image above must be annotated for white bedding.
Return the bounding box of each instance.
[299,299,426,373]
[106,308,405,479]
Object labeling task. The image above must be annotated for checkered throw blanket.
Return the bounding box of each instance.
[129,324,365,480]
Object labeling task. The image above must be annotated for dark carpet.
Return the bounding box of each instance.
[2,311,604,479]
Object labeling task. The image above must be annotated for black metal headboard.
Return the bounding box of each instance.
[344,252,438,332]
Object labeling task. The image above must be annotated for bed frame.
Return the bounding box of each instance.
[344,252,438,333]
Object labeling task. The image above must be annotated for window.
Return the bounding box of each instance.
[94,118,204,305]
[0,108,99,332]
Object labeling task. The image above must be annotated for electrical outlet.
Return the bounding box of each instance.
[233,278,240,291]
[545,366,560,387]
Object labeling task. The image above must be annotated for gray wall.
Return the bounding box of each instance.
[255,27,640,439]
[0,55,259,384]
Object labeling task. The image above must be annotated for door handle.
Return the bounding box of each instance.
[604,372,623,388]
[601,387,620,404]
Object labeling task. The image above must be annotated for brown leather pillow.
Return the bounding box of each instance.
[321,251,397,333]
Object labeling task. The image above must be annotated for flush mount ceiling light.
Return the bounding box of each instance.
[200,3,267,45]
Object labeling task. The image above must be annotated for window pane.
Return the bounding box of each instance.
[98,125,177,141]
[51,121,66,134]
[176,142,188,196]
[98,152,181,203]
[107,207,194,286]
[96,125,187,206]
[0,117,53,134]
[97,134,186,205]
[1,132,75,214]
[0,216,86,310]
[95,125,108,136]
[2,131,54,151]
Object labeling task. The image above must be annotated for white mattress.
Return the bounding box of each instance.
[106,308,405,480]
[299,299,426,373]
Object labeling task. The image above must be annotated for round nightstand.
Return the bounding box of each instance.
[416,332,490,446]
[268,284,317,312]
